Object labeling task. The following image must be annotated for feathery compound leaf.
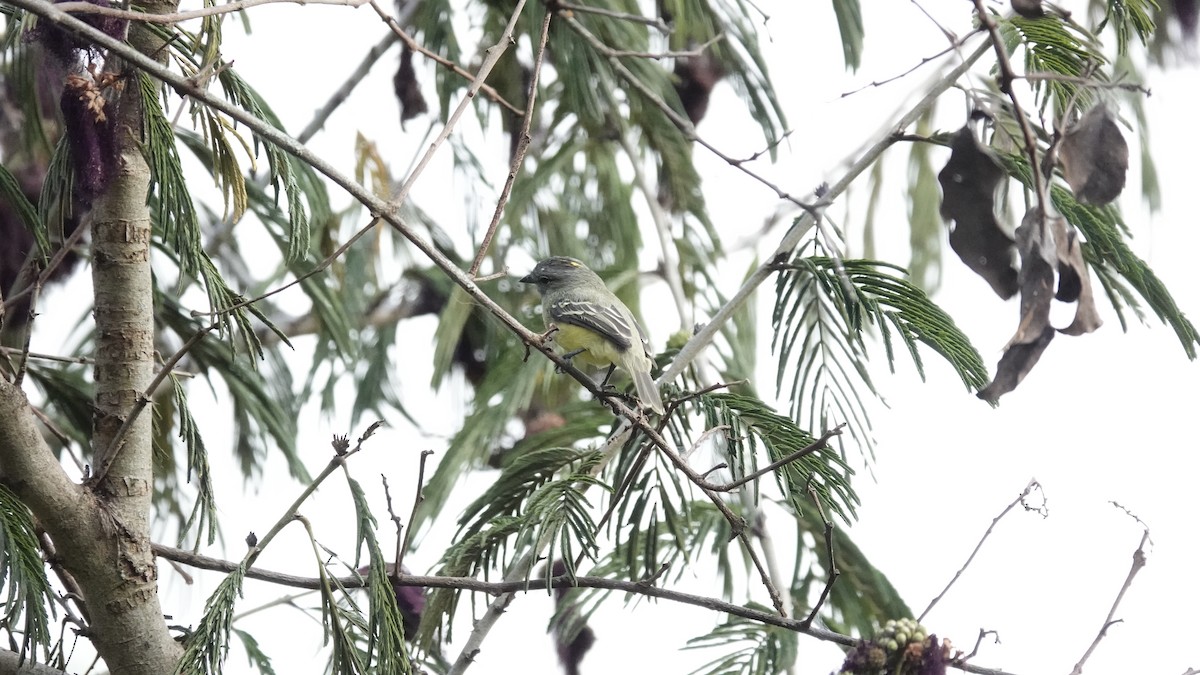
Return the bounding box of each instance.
[684,605,798,675]
[139,72,201,276]
[171,375,218,548]
[703,392,858,523]
[217,68,326,261]
[176,564,245,675]
[1002,14,1107,115]
[796,258,989,391]
[772,247,878,455]
[0,485,55,662]
[0,163,48,256]
[343,472,411,672]
[1097,0,1158,53]
[232,629,277,675]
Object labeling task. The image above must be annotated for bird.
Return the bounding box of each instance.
[521,256,665,415]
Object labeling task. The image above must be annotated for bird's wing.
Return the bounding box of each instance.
[548,298,635,351]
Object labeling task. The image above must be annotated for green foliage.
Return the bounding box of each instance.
[703,392,858,522]
[233,629,278,675]
[831,0,865,71]
[790,507,911,637]
[685,606,798,675]
[1000,153,1199,357]
[0,162,47,256]
[0,485,54,663]
[1095,0,1158,54]
[772,248,987,456]
[343,470,411,672]
[172,374,218,548]
[176,564,246,675]
[1001,13,1107,115]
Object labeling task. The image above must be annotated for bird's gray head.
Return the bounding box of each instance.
[520,256,599,291]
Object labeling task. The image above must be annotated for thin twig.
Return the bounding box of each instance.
[715,425,843,492]
[381,474,403,569]
[739,527,786,616]
[53,0,367,24]
[1068,517,1151,675]
[298,31,401,144]
[561,13,819,217]
[1019,72,1150,96]
[375,5,526,118]
[89,322,219,486]
[971,0,1049,214]
[396,449,433,573]
[0,215,89,314]
[605,33,724,60]
[468,9,551,277]
[13,268,41,387]
[197,217,381,319]
[556,1,671,34]
[800,486,838,629]
[919,479,1043,622]
[375,0,531,211]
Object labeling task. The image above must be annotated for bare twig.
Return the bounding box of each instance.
[298,31,401,144]
[13,268,41,387]
[715,425,843,492]
[199,216,382,319]
[919,479,1043,622]
[1069,516,1152,675]
[971,1,1049,215]
[374,5,526,118]
[396,449,433,573]
[468,10,551,277]
[739,526,786,616]
[375,0,531,210]
[605,33,725,60]
[54,0,367,24]
[800,486,838,629]
[556,1,671,34]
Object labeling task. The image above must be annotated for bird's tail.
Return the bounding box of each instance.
[631,368,665,416]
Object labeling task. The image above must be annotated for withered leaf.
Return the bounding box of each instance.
[1052,216,1103,336]
[938,126,1019,299]
[674,49,727,126]
[393,43,428,126]
[978,207,1056,403]
[1058,105,1128,205]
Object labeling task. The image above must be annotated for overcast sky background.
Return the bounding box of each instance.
[29,2,1199,674]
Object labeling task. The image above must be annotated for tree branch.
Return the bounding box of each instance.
[150,543,1022,675]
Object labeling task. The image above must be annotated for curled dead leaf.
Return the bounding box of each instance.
[393,43,428,126]
[1058,105,1128,205]
[1051,216,1103,336]
[938,126,1019,299]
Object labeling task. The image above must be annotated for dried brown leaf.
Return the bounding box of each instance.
[393,44,428,126]
[978,207,1057,402]
[938,126,1019,299]
[1052,216,1103,336]
[1058,105,1128,205]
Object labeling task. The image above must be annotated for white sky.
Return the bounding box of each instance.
[25,1,1200,674]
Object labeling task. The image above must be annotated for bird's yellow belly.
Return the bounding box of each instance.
[553,323,622,368]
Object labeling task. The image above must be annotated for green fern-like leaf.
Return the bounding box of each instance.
[172,374,218,548]
[0,484,55,663]
[684,605,799,675]
[176,564,246,674]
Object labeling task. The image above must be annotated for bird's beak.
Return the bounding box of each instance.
[520,273,535,284]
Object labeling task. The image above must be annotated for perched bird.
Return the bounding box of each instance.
[521,257,665,415]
